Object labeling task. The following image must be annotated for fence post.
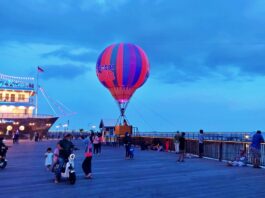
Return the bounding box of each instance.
[219,142,223,162]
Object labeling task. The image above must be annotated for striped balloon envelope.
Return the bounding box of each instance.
[96,43,150,104]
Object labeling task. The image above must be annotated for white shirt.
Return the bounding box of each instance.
[45,152,53,166]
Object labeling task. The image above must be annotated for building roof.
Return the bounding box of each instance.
[0,73,35,91]
[99,119,117,128]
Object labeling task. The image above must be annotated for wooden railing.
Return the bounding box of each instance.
[132,136,265,166]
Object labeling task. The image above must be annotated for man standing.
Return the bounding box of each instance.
[198,129,204,158]
[250,130,264,168]
[174,131,180,154]
[177,132,186,162]
[123,132,132,159]
[54,133,74,183]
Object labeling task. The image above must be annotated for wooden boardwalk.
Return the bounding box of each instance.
[1,140,265,198]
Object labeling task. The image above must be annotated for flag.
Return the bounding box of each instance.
[37,66,44,72]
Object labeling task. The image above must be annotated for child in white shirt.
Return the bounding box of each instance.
[45,147,53,170]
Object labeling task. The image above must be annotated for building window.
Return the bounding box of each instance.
[18,94,25,101]
[11,94,15,102]
[5,94,9,101]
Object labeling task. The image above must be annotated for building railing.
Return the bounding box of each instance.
[132,136,265,166]
[0,113,55,119]
[133,131,252,142]
[0,97,34,104]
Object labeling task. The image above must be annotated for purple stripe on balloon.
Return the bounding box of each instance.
[96,51,104,72]
[110,44,119,87]
[122,43,130,87]
[131,46,142,87]
[127,44,137,87]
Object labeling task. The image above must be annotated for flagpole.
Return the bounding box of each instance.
[35,68,39,116]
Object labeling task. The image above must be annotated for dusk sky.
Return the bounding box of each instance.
[1,0,265,132]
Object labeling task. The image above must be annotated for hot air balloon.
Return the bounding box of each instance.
[96,43,150,135]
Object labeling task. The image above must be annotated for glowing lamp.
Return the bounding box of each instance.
[19,125,25,131]
[6,125,13,131]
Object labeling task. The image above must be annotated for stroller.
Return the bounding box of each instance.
[54,154,76,184]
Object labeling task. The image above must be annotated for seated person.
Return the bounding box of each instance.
[156,143,163,152]
[227,149,247,167]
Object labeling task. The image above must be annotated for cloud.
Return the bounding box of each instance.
[42,48,98,62]
[39,64,90,80]
[1,0,265,83]
[205,44,265,79]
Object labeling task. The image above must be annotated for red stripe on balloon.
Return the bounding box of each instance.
[100,45,115,88]
[116,43,124,87]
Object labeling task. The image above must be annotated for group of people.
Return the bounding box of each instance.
[39,128,265,184]
[173,129,265,168]
[44,132,105,183]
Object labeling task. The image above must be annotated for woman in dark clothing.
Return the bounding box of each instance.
[82,136,93,179]
[177,132,186,162]
[123,132,132,159]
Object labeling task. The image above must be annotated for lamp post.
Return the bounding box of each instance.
[63,124,68,132]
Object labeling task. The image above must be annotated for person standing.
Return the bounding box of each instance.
[54,134,74,183]
[177,132,186,162]
[174,131,180,153]
[124,132,132,159]
[92,134,100,155]
[15,130,19,143]
[98,133,102,154]
[198,129,204,158]
[250,130,264,168]
[82,136,93,179]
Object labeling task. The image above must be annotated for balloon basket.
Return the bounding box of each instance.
[114,125,132,137]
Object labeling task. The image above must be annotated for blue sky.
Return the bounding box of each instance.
[1,0,265,132]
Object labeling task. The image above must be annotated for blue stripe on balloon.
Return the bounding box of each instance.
[122,43,130,87]
[131,46,142,86]
[96,51,104,72]
[110,44,119,87]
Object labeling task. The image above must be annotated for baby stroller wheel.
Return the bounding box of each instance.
[69,172,76,184]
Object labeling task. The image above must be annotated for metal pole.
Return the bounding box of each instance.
[35,69,39,115]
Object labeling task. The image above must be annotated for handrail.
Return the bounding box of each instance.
[133,131,253,142]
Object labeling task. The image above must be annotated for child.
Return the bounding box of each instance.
[129,147,134,159]
[45,147,53,170]
[50,147,59,172]
[227,149,247,167]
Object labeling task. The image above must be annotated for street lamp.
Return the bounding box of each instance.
[62,124,68,132]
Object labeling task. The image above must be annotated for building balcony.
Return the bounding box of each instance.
[0,113,55,119]
[0,98,34,106]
